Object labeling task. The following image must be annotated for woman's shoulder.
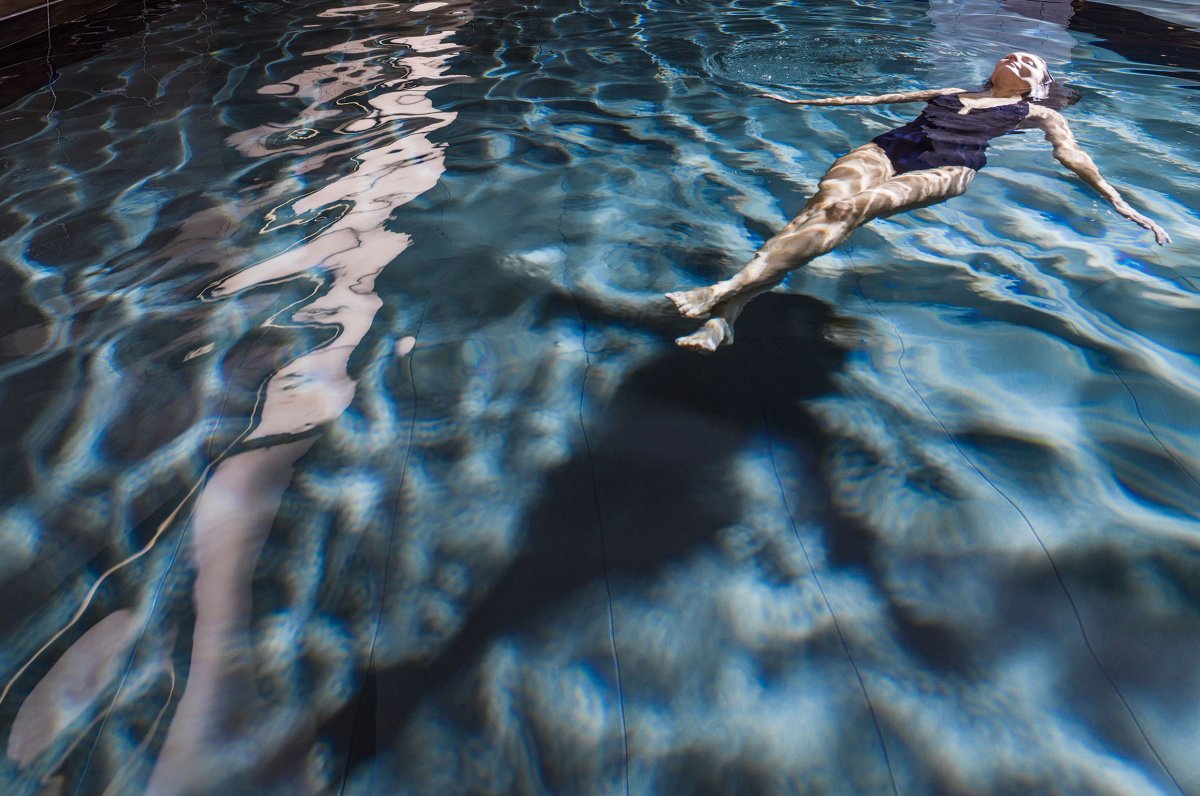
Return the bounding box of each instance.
[1017,102,1068,131]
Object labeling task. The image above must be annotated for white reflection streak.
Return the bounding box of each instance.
[217,30,460,439]
[0,4,466,793]
[146,11,465,792]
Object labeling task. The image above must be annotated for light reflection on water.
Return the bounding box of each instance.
[1,0,1199,793]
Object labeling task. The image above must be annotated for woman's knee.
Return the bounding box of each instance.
[824,198,860,223]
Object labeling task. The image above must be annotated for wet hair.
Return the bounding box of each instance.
[1029,81,1081,110]
[981,59,1080,110]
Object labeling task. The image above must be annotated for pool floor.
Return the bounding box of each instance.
[1,0,1199,793]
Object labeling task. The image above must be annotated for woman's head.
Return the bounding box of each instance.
[989,52,1053,98]
[982,51,1079,108]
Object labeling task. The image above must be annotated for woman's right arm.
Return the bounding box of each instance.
[754,87,966,106]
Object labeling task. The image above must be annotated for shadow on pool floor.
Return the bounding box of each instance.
[321,290,858,784]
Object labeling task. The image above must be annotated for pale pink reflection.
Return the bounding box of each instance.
[3,3,470,792]
[216,25,460,441]
[8,611,138,768]
[150,8,467,791]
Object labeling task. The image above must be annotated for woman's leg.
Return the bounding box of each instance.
[672,164,975,351]
[667,143,891,320]
[673,145,892,352]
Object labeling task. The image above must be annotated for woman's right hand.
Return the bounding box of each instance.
[754,92,805,104]
[753,88,962,108]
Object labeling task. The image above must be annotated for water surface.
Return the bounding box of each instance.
[1,0,1199,793]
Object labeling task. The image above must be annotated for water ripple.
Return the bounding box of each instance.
[0,0,1198,793]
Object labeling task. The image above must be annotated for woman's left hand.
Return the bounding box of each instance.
[1115,200,1171,245]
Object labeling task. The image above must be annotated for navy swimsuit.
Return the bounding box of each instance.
[872,94,1030,174]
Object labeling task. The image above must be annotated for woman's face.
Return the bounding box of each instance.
[991,52,1049,91]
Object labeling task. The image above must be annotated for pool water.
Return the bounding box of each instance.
[1,0,1199,792]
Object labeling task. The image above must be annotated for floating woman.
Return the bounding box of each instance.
[666,51,1170,352]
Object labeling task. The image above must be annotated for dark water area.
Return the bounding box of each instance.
[0,0,1199,793]
[1070,0,1200,88]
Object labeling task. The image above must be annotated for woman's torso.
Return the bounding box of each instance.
[872,93,1030,173]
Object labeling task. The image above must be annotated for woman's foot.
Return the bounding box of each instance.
[675,317,734,353]
[665,284,727,319]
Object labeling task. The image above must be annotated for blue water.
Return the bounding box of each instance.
[1,0,1199,793]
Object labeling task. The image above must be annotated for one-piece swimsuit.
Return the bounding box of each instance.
[871,94,1030,174]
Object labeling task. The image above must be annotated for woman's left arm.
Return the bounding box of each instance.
[1028,105,1171,245]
